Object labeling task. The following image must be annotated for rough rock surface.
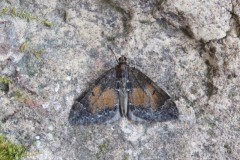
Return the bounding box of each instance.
[0,0,239,159]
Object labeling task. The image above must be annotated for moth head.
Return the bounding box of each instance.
[118,55,127,64]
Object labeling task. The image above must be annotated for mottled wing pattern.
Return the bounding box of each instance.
[68,68,120,125]
[128,67,179,122]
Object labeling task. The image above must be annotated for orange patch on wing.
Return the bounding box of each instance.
[130,84,161,110]
[89,86,117,114]
[130,87,150,107]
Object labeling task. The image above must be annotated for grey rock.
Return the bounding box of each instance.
[0,0,239,160]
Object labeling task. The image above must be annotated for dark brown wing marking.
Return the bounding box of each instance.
[145,83,164,110]
[68,68,120,125]
[128,67,179,122]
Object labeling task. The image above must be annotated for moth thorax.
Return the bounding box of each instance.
[119,63,126,70]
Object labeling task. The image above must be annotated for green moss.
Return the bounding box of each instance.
[19,42,29,53]
[224,143,232,154]
[96,140,109,160]
[11,7,17,17]
[42,20,53,27]
[0,7,53,27]
[0,77,11,85]
[0,77,11,92]
[208,121,216,128]
[0,7,9,16]
[32,50,45,59]
[162,0,167,4]
[139,20,152,24]
[106,36,116,42]
[19,41,45,59]
[157,0,167,5]
[10,7,36,22]
[123,155,130,160]
[0,135,27,160]
[14,89,28,104]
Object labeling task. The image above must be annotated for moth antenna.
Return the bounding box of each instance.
[107,45,119,63]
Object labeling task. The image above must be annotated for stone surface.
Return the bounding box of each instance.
[0,0,239,160]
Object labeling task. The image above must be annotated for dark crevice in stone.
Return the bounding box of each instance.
[200,41,220,99]
[101,0,133,37]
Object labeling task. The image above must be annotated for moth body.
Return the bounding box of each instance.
[69,55,179,125]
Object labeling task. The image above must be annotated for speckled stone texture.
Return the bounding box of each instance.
[0,0,239,160]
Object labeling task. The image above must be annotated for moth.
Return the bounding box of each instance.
[69,56,179,125]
